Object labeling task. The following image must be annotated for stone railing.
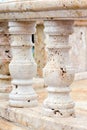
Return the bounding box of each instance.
[0,0,87,129]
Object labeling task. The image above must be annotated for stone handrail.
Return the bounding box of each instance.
[0,0,87,21]
[0,0,86,119]
[0,0,87,12]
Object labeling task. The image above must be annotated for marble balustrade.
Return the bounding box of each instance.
[0,20,75,118]
[0,0,87,119]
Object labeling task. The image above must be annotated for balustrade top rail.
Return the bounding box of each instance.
[0,0,87,21]
[0,0,87,12]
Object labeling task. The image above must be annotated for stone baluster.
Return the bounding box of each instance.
[43,20,75,117]
[0,22,11,100]
[8,22,38,107]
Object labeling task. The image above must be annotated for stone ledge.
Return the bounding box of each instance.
[0,101,87,130]
[0,117,27,130]
[75,72,87,80]
[0,10,87,21]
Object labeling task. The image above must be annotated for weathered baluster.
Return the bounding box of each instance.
[0,22,11,100]
[8,22,38,107]
[43,20,75,117]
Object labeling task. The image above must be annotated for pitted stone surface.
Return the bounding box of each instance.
[43,20,75,117]
[0,100,87,130]
[0,22,11,100]
[8,22,38,107]
[0,80,87,130]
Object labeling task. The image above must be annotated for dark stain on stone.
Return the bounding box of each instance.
[7,73,10,76]
[4,34,8,37]
[54,110,63,115]
[15,85,18,89]
[51,17,53,20]
[81,32,83,35]
[0,66,1,69]
[7,55,11,58]
[63,4,66,7]
[60,67,66,76]
[55,51,57,54]
[5,50,9,53]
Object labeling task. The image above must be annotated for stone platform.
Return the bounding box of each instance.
[0,100,87,130]
[0,80,87,130]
